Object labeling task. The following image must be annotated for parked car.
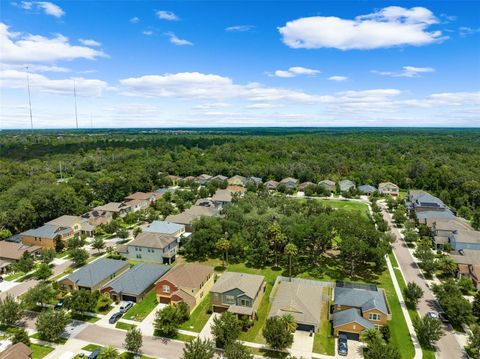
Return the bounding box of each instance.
[109,312,122,324]
[0,276,4,283]
[438,312,449,323]
[119,301,134,313]
[54,299,64,310]
[88,349,101,359]
[338,334,348,356]
[427,311,439,320]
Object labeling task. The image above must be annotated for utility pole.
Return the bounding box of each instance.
[26,66,33,132]
[73,80,78,129]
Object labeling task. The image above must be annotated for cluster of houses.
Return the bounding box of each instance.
[407,190,480,289]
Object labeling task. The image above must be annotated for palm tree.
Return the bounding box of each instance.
[281,314,297,333]
[284,243,298,280]
[360,328,384,346]
[98,345,120,359]
[267,222,286,268]
[439,257,457,277]
[215,239,230,268]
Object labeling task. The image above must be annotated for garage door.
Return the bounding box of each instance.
[213,306,228,314]
[122,295,137,303]
[339,331,360,341]
[159,296,171,304]
[296,323,315,332]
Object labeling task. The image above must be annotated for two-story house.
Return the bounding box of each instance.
[448,230,480,251]
[156,263,214,312]
[121,232,178,264]
[378,182,400,197]
[210,272,266,320]
[331,285,391,340]
[46,215,82,235]
[21,224,73,249]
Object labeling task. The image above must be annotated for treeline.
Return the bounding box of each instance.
[0,129,479,235]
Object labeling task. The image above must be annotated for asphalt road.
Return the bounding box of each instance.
[381,206,466,359]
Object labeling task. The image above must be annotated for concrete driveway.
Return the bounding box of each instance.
[138,302,166,336]
[334,338,364,359]
[290,330,314,358]
[198,312,217,340]
[0,279,39,300]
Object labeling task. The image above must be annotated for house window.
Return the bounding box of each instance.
[240,299,249,306]
[136,254,142,259]
[225,295,235,304]
[369,313,381,321]
[162,285,170,293]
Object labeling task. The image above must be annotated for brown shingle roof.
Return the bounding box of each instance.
[46,215,81,228]
[211,271,265,299]
[166,206,218,225]
[0,342,32,359]
[160,263,213,289]
[125,192,157,201]
[0,242,41,260]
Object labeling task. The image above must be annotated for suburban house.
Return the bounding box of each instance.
[121,231,178,264]
[299,181,315,192]
[332,285,390,340]
[447,230,480,251]
[211,175,228,182]
[166,205,218,232]
[378,182,400,197]
[265,180,279,190]
[156,263,214,311]
[339,180,356,193]
[102,263,170,303]
[319,180,336,192]
[227,185,247,194]
[450,248,480,277]
[0,241,41,274]
[183,176,197,183]
[144,220,186,237]
[0,342,32,359]
[94,202,132,218]
[280,177,299,189]
[166,175,182,185]
[428,218,473,250]
[46,215,82,235]
[247,176,263,185]
[268,278,324,332]
[457,263,480,290]
[358,185,376,196]
[212,189,232,208]
[21,224,73,249]
[58,258,129,292]
[210,271,266,319]
[228,175,247,186]
[125,191,160,205]
[406,190,450,213]
[124,199,149,212]
[197,174,213,185]
[80,210,113,237]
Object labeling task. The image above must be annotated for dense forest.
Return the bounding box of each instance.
[0,128,479,235]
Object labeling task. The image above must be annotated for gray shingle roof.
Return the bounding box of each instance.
[358,185,376,194]
[332,308,374,329]
[416,210,455,221]
[144,221,185,235]
[21,224,71,239]
[211,272,265,299]
[212,189,232,203]
[105,263,170,296]
[63,258,129,288]
[128,232,177,249]
[334,287,389,314]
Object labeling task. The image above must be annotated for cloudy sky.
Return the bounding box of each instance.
[0,1,479,129]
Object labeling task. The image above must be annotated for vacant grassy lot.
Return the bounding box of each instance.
[123,288,158,321]
[179,293,211,332]
[30,343,54,359]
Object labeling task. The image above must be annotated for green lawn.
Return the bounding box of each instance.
[123,288,158,321]
[115,321,137,330]
[312,288,335,355]
[5,271,25,281]
[80,345,153,359]
[179,294,212,332]
[82,344,104,351]
[71,313,100,323]
[174,333,196,342]
[30,333,68,344]
[30,343,54,359]
[250,347,290,358]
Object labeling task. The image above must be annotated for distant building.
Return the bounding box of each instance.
[299,181,315,192]
[265,180,279,190]
[279,177,299,189]
[339,180,355,193]
[196,174,213,185]
[46,215,82,234]
[166,205,219,232]
[212,189,232,208]
[319,180,336,192]
[228,175,247,186]
[358,185,376,196]
[378,182,399,197]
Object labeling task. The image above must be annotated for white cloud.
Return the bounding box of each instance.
[130,16,140,24]
[273,66,320,78]
[36,1,64,17]
[78,38,101,47]
[328,76,348,82]
[193,102,231,110]
[156,10,179,21]
[165,32,192,46]
[0,23,106,63]
[246,103,280,109]
[20,1,33,9]
[0,69,107,96]
[142,31,153,36]
[372,66,435,77]
[402,91,480,108]
[278,6,445,50]
[225,25,254,32]
[459,27,480,37]
[1,63,70,72]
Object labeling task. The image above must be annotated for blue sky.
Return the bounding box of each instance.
[0,1,479,128]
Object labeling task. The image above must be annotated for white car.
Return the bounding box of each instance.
[119,301,134,313]
[427,311,439,320]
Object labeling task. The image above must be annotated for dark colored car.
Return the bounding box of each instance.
[54,299,64,310]
[438,312,449,324]
[88,349,101,359]
[109,312,122,324]
[338,334,348,356]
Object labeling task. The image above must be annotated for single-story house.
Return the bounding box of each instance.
[299,182,315,192]
[212,189,232,208]
[197,174,213,185]
[280,177,299,189]
[449,249,480,266]
[122,231,178,264]
[166,205,219,232]
[156,263,214,311]
[332,286,390,340]
[183,176,197,183]
[247,176,263,185]
[319,180,336,192]
[211,175,228,182]
[448,230,480,251]
[210,271,266,319]
[46,215,82,234]
[21,224,73,249]
[0,242,41,274]
[268,279,324,332]
[339,180,355,193]
[228,175,247,187]
[378,182,399,197]
[358,185,376,196]
[58,258,129,292]
[102,263,170,303]
[265,180,279,190]
[0,342,32,359]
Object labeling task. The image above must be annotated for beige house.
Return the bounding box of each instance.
[378,182,400,197]
[0,241,41,274]
[21,224,73,249]
[156,263,214,311]
[46,215,82,234]
[210,272,266,319]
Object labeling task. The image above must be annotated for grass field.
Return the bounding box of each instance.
[30,343,54,359]
[30,332,68,344]
[115,321,137,330]
[179,294,212,332]
[123,288,158,321]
